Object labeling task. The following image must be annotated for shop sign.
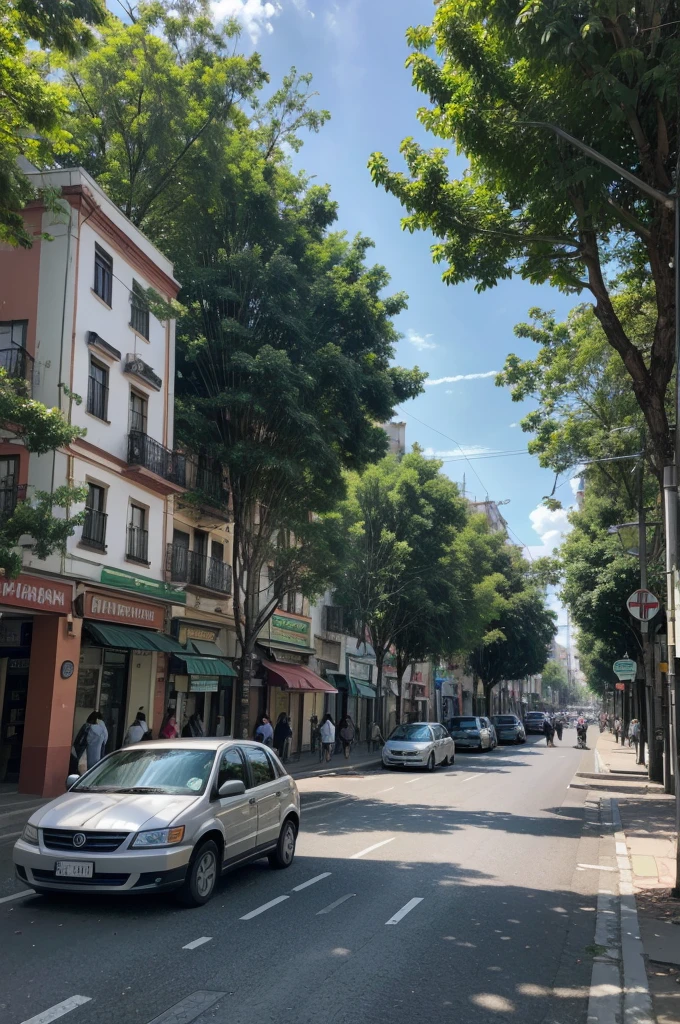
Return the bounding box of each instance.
[100,566,187,604]
[259,610,312,649]
[347,657,371,681]
[179,623,220,644]
[85,591,165,630]
[190,678,218,692]
[0,574,72,613]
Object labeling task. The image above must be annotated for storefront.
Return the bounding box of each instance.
[262,660,337,753]
[74,589,184,754]
[345,655,376,742]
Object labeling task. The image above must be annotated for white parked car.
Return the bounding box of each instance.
[382,722,455,771]
[13,739,300,907]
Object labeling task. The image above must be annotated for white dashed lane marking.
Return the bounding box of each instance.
[291,872,331,892]
[386,898,424,925]
[20,995,92,1023]
[317,893,356,915]
[240,895,289,920]
[182,936,212,950]
[0,888,34,905]
[350,838,395,859]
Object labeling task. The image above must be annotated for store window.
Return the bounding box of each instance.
[73,647,129,755]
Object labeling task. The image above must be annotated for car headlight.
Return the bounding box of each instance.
[22,824,39,845]
[131,826,185,848]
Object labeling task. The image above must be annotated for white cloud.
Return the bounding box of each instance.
[406,329,436,351]
[423,445,491,459]
[426,371,498,386]
[527,503,571,559]
[211,0,281,41]
[509,422,518,428]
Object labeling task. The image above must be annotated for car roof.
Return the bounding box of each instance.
[131,738,269,752]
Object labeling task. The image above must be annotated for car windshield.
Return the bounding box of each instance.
[492,716,517,725]
[449,718,478,730]
[73,748,217,796]
[389,725,432,742]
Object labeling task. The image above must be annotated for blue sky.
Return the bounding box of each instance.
[112,0,578,639]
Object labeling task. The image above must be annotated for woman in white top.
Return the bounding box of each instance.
[319,714,335,762]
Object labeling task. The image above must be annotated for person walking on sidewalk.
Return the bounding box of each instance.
[273,713,293,759]
[543,715,555,747]
[85,711,108,769]
[628,718,640,753]
[340,716,355,758]
[554,717,563,742]
[319,714,335,762]
[614,716,621,744]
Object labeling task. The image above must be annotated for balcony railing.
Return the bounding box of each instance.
[81,508,107,550]
[0,347,34,387]
[185,458,229,509]
[128,430,186,487]
[127,525,149,563]
[0,483,26,519]
[167,544,232,594]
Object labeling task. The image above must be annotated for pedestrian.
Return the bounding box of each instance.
[123,712,148,746]
[160,710,179,739]
[629,718,640,752]
[340,716,355,759]
[182,711,205,738]
[543,715,554,747]
[555,717,563,742]
[85,711,108,769]
[273,713,292,758]
[370,720,384,751]
[613,716,621,744]
[70,718,91,774]
[310,714,319,753]
[319,713,335,762]
[255,715,274,747]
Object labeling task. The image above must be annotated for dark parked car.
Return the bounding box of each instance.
[491,715,526,744]
[524,712,548,735]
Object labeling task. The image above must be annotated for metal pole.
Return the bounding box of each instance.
[673,136,680,894]
[664,466,678,796]
[638,478,652,770]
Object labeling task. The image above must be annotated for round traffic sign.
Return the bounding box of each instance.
[626,589,660,621]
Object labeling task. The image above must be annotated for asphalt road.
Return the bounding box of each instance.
[0,735,600,1024]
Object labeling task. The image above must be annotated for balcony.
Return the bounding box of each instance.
[81,508,107,550]
[127,525,149,564]
[0,483,26,520]
[182,458,229,516]
[0,348,34,389]
[167,544,232,595]
[125,430,186,495]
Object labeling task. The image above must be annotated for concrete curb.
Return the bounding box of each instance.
[289,756,382,780]
[611,798,656,1024]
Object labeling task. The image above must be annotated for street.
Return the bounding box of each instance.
[0,737,605,1024]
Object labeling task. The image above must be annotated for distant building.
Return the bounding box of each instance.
[469,500,508,534]
[381,421,406,456]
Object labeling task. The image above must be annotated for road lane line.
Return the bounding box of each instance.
[317,893,356,915]
[147,991,226,1023]
[240,895,289,920]
[20,995,91,1023]
[292,872,331,892]
[577,863,616,872]
[376,787,395,793]
[182,936,212,950]
[0,888,34,905]
[386,898,424,925]
[404,778,421,784]
[350,838,395,859]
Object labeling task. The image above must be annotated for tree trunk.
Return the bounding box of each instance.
[374,649,385,736]
[483,681,494,717]
[395,651,407,726]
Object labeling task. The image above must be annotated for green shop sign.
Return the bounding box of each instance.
[259,610,311,649]
[100,567,187,605]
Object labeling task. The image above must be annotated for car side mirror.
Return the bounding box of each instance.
[65,774,80,790]
[218,779,246,798]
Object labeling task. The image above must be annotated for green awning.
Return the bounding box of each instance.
[349,677,376,700]
[146,632,187,653]
[85,622,179,651]
[172,654,236,677]
[189,640,226,658]
[326,673,348,690]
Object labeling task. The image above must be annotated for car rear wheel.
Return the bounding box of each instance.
[176,840,219,907]
[269,818,297,869]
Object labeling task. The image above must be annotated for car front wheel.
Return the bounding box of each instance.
[426,752,435,772]
[176,839,219,907]
[269,818,297,869]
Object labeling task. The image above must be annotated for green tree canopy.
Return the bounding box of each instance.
[369,2,680,473]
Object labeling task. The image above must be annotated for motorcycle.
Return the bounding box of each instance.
[577,726,588,749]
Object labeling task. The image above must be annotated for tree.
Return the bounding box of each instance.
[332,448,468,728]
[0,371,87,575]
[57,2,265,229]
[0,0,106,246]
[369,3,680,476]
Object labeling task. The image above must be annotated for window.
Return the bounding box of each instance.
[94,244,113,306]
[87,359,109,420]
[130,281,149,339]
[127,503,148,562]
[0,456,19,517]
[217,748,246,789]
[245,747,276,788]
[82,483,106,550]
[129,390,147,434]
[0,321,27,348]
[285,592,304,615]
[170,529,190,581]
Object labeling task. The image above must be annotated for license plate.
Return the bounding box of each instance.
[55,860,94,878]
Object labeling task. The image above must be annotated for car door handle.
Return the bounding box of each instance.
[249,798,256,805]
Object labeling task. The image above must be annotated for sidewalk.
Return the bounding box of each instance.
[283,744,382,779]
[594,731,679,1024]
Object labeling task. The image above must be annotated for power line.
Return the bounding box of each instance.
[396,406,490,495]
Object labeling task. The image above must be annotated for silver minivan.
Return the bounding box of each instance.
[13,739,300,907]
